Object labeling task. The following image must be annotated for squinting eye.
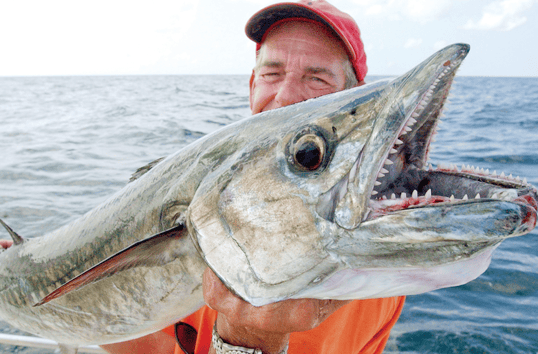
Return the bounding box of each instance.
[312,77,327,83]
[262,72,280,80]
[293,134,326,171]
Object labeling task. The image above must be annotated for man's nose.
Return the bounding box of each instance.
[274,77,306,108]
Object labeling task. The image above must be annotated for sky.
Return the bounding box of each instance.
[1,0,537,78]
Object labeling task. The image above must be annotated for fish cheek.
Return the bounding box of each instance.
[217,162,328,286]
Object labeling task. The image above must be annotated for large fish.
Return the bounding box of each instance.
[0,43,536,350]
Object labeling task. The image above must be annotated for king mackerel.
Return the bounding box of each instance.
[0,44,536,351]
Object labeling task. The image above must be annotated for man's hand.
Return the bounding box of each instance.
[203,268,351,354]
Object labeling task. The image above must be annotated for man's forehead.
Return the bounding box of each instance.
[261,20,348,58]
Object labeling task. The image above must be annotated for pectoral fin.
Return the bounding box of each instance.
[34,224,187,307]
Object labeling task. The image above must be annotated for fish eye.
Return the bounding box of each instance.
[293,134,326,171]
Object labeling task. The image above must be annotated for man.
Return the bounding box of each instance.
[103,1,405,354]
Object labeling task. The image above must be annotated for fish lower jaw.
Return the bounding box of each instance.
[365,162,537,221]
[292,244,498,301]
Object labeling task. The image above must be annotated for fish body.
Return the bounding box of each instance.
[0,43,536,347]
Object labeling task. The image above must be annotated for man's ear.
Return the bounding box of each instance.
[249,69,256,111]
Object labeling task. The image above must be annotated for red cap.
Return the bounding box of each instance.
[245,0,367,82]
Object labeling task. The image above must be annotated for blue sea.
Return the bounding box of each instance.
[0,75,537,353]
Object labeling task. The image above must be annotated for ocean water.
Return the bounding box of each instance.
[0,75,537,353]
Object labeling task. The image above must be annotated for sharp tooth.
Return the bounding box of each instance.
[411,112,419,119]
[374,181,382,186]
[378,172,385,178]
[450,195,455,202]
[404,126,412,132]
[462,194,468,200]
[371,190,378,195]
[409,117,418,124]
[515,176,521,182]
[390,148,398,154]
[492,170,497,176]
[401,192,407,199]
[491,192,499,199]
[428,163,434,170]
[509,173,513,180]
[425,189,432,198]
[475,193,481,199]
[395,139,404,145]
[523,177,528,184]
[382,195,387,200]
[500,172,506,178]
[391,193,396,200]
[485,169,490,175]
[412,190,418,198]
[380,168,389,174]
[384,159,394,165]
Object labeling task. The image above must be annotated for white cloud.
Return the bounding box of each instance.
[404,38,423,49]
[350,0,453,23]
[463,0,535,31]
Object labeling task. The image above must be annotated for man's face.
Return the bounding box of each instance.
[249,20,350,114]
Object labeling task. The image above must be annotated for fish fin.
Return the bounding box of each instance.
[34,224,187,307]
[0,218,24,245]
[129,157,165,182]
[58,344,78,354]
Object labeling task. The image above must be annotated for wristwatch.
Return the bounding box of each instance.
[211,323,288,354]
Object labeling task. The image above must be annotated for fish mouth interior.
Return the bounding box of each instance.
[366,61,538,221]
[319,48,537,225]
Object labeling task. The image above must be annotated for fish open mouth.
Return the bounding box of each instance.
[364,54,538,224]
[321,44,538,229]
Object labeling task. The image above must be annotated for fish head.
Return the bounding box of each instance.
[187,43,537,305]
